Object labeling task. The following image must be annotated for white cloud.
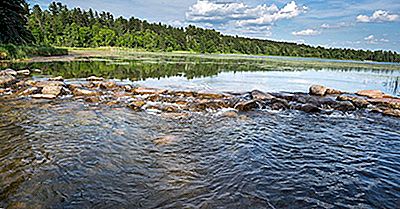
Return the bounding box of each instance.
[320,22,352,29]
[292,29,320,36]
[364,35,390,44]
[357,10,399,23]
[186,0,307,26]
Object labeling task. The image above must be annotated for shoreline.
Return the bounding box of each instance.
[1,68,400,118]
[2,48,400,71]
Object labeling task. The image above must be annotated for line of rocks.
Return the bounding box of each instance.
[1,68,400,118]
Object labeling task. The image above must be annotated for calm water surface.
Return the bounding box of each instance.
[1,56,400,208]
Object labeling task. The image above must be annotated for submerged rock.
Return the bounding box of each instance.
[217,108,239,118]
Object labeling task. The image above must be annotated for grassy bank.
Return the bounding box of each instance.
[0,44,68,60]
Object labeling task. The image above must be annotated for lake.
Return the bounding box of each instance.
[1,55,400,208]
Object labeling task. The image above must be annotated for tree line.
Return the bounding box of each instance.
[2,1,400,62]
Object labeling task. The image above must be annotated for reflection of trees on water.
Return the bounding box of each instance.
[384,77,400,96]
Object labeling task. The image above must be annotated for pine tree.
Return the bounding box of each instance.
[0,0,33,44]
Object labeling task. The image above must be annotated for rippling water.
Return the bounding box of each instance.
[1,98,399,208]
[1,56,400,208]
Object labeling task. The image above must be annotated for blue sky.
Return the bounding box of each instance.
[28,0,400,52]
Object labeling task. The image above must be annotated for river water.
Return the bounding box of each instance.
[1,56,400,208]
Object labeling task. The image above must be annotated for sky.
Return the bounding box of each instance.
[28,0,400,52]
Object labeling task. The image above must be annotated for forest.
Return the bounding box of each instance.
[1,1,400,62]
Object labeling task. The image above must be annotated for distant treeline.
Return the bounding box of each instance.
[2,1,400,62]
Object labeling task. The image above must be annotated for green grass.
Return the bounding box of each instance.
[0,44,68,60]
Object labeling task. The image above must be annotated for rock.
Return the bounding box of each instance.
[16,69,30,76]
[100,81,117,89]
[333,101,356,112]
[42,85,62,96]
[326,88,343,95]
[382,109,400,117]
[48,76,64,81]
[19,87,40,96]
[309,85,327,96]
[217,108,239,118]
[85,97,101,103]
[368,98,400,109]
[67,83,82,90]
[0,74,16,87]
[196,92,227,99]
[132,87,167,95]
[31,81,65,88]
[123,85,133,92]
[86,76,104,81]
[106,100,120,106]
[170,91,196,98]
[0,88,6,94]
[128,100,146,110]
[153,135,177,146]
[251,90,275,100]
[0,69,17,76]
[31,94,57,99]
[318,97,338,106]
[161,112,190,119]
[234,100,259,111]
[32,69,42,73]
[337,95,369,108]
[299,104,321,113]
[356,90,392,99]
[270,98,289,110]
[72,88,101,97]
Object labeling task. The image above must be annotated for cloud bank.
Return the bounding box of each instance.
[357,10,399,22]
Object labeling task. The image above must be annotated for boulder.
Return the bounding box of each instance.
[128,100,146,110]
[19,87,40,96]
[270,98,289,110]
[299,104,321,113]
[368,98,400,109]
[31,94,57,99]
[42,85,63,96]
[0,74,16,87]
[67,83,82,90]
[86,76,104,81]
[72,88,101,97]
[196,92,227,99]
[337,95,369,108]
[309,85,327,96]
[356,90,392,99]
[100,81,117,89]
[326,88,343,95]
[31,81,65,88]
[251,90,274,100]
[16,69,30,76]
[0,69,17,76]
[333,101,356,112]
[217,108,239,118]
[234,100,259,111]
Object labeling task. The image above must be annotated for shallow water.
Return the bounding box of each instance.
[1,56,400,208]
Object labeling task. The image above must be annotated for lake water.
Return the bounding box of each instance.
[1,56,400,208]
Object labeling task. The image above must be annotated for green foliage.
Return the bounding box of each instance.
[26,2,400,63]
[0,44,67,60]
[0,0,33,44]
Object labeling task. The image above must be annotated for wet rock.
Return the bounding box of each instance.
[86,76,104,81]
[31,94,57,99]
[170,90,196,98]
[270,98,289,110]
[234,100,259,111]
[368,98,400,109]
[42,85,62,96]
[0,74,16,87]
[19,87,40,96]
[251,90,274,100]
[72,88,101,97]
[333,101,356,112]
[0,69,17,76]
[161,112,190,119]
[100,81,117,89]
[31,81,65,88]
[132,87,167,95]
[300,104,321,113]
[337,95,369,108]
[382,108,400,117]
[318,97,338,106]
[356,90,392,99]
[16,69,30,76]
[48,76,64,81]
[67,83,82,90]
[217,108,239,118]
[106,100,120,106]
[128,100,146,110]
[309,85,327,96]
[326,88,343,95]
[196,92,227,99]
[85,97,101,103]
